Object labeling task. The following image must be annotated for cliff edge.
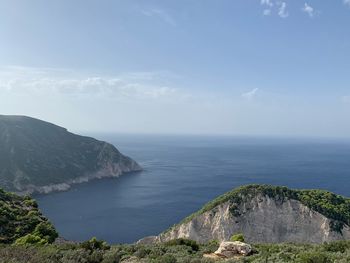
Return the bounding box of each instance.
[153,185,350,244]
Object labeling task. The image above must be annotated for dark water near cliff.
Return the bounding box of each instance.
[36,135,350,244]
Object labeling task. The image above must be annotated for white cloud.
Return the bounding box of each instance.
[263,9,272,16]
[261,0,274,7]
[0,67,188,101]
[241,88,259,100]
[302,3,315,17]
[141,8,176,27]
[278,2,289,18]
[344,0,350,6]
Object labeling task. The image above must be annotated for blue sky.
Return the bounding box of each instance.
[1,0,350,137]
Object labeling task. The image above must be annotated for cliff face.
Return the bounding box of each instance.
[154,185,350,244]
[0,115,141,194]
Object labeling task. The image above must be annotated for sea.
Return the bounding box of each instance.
[35,135,350,244]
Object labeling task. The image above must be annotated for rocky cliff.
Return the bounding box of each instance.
[0,115,141,194]
[154,185,350,244]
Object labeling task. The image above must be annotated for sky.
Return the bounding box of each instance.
[1,0,350,137]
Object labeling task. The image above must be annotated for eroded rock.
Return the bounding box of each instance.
[214,241,252,258]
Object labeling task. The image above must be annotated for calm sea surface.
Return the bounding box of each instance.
[36,135,350,244]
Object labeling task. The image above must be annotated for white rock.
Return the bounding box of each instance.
[214,241,252,258]
[158,195,350,243]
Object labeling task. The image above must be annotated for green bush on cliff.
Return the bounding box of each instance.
[15,234,48,245]
[165,238,200,251]
[80,237,110,251]
[0,188,58,244]
[230,233,245,242]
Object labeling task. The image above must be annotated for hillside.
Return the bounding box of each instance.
[0,188,57,244]
[0,115,141,194]
[152,185,350,244]
[1,185,350,262]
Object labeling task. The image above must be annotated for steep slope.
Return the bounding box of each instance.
[0,188,57,244]
[156,185,350,244]
[0,115,141,194]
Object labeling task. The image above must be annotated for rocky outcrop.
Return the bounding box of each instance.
[0,115,141,194]
[203,241,252,261]
[214,241,252,257]
[155,185,350,244]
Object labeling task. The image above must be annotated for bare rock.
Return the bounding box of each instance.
[136,236,157,245]
[214,241,252,258]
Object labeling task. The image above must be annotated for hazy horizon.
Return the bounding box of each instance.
[1,1,350,138]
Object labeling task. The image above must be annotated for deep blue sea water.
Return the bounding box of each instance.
[36,135,350,244]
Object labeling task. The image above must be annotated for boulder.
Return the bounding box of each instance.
[214,241,252,258]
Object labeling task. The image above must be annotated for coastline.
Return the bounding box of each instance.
[15,163,142,196]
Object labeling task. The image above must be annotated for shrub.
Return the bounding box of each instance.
[230,233,245,242]
[80,237,110,251]
[297,252,332,263]
[15,234,48,245]
[202,239,219,254]
[159,254,177,263]
[33,222,58,243]
[323,240,350,253]
[165,239,199,251]
[134,246,150,258]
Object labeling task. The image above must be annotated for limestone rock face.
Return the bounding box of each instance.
[214,241,252,257]
[157,194,350,244]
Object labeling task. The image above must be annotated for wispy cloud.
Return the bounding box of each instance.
[344,0,350,7]
[261,1,289,18]
[141,8,176,27]
[241,88,259,100]
[302,3,315,17]
[261,0,274,7]
[277,2,289,18]
[0,66,188,101]
[261,0,273,16]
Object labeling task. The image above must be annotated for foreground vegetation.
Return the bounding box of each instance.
[0,238,350,263]
[0,188,58,244]
[1,185,350,262]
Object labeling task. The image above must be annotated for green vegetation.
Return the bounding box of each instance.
[0,115,140,193]
[0,239,349,262]
[164,238,200,251]
[230,233,245,242]
[0,188,58,244]
[175,185,350,232]
[1,184,350,262]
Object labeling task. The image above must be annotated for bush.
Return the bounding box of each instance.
[323,240,350,253]
[15,234,48,245]
[202,239,219,254]
[165,239,199,251]
[33,222,58,243]
[134,246,150,258]
[80,237,110,251]
[230,233,245,242]
[158,254,177,263]
[297,252,332,263]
